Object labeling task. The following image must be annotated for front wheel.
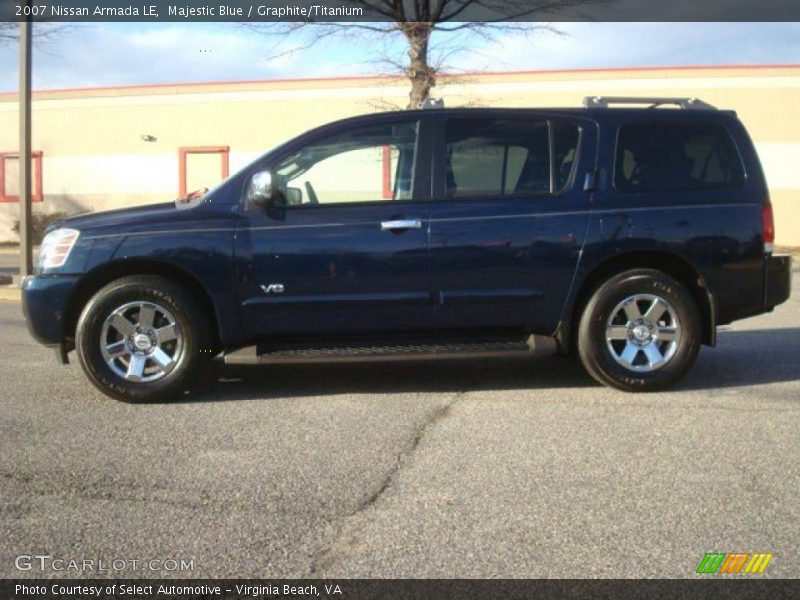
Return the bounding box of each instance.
[577,269,702,392]
[76,275,212,402]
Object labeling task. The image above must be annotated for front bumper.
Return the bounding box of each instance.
[765,254,792,310]
[21,274,80,349]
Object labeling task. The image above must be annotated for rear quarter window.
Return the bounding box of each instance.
[614,121,745,193]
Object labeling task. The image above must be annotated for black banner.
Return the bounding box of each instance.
[2,0,800,23]
[3,579,800,600]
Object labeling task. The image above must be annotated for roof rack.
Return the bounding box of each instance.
[419,97,445,109]
[582,96,716,110]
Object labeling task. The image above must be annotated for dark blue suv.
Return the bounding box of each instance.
[22,97,792,401]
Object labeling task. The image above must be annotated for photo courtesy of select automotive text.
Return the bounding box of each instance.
[1,1,800,597]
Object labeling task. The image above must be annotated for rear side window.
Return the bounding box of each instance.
[443,119,580,198]
[615,121,745,193]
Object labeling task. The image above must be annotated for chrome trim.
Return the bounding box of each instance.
[260,283,285,294]
[381,219,423,231]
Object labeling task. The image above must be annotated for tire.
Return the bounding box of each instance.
[75,275,213,402]
[577,269,702,392]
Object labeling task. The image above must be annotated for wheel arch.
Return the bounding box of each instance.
[64,259,222,351]
[558,250,715,352]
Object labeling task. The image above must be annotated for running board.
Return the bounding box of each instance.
[224,335,557,365]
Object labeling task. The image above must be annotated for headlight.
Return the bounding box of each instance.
[37,228,80,269]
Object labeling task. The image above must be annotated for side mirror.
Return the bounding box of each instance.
[247,170,277,207]
[286,186,303,206]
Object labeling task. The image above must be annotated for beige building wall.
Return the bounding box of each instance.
[0,65,798,244]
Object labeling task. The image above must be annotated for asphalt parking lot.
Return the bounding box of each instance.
[1,276,798,579]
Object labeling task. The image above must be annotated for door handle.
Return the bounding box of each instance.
[381,219,423,231]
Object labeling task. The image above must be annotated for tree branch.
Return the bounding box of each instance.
[240,0,613,108]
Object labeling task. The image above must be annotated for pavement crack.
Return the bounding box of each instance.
[355,391,463,514]
[308,391,465,576]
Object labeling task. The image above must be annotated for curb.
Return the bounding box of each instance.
[0,285,21,302]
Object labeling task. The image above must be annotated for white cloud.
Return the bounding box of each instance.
[0,23,372,91]
[447,23,800,73]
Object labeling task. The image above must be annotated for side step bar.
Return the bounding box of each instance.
[224,335,558,365]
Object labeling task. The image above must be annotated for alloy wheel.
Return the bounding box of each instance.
[605,293,681,372]
[100,301,183,382]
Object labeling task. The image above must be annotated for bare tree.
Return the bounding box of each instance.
[0,22,74,46]
[245,0,608,108]
[0,22,20,44]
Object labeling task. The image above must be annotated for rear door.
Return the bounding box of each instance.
[605,115,763,321]
[428,112,597,334]
[235,115,434,339]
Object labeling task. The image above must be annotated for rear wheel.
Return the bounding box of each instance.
[76,275,212,402]
[577,269,701,392]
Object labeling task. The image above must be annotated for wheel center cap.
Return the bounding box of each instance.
[632,324,651,342]
[133,333,153,351]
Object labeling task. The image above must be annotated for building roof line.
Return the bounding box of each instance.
[2,63,800,99]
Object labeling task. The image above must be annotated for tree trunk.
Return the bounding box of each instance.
[403,24,435,109]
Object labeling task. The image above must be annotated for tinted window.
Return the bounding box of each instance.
[273,121,418,205]
[615,121,744,193]
[445,119,550,197]
[553,121,580,190]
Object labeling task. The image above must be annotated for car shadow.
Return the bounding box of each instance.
[678,326,800,391]
[179,354,596,404]
[172,327,800,404]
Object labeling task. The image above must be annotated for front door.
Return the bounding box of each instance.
[235,116,433,339]
[428,113,597,335]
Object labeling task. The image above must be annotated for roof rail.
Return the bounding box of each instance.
[582,96,716,110]
[419,97,444,109]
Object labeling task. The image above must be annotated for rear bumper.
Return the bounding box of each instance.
[21,274,79,348]
[765,254,792,310]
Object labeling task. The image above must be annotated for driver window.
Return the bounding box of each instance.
[274,121,419,205]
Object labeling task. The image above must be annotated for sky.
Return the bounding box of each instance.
[0,22,799,92]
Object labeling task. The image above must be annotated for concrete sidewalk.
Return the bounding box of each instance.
[0,285,20,302]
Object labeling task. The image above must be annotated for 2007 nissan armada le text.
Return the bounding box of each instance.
[22,97,792,402]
